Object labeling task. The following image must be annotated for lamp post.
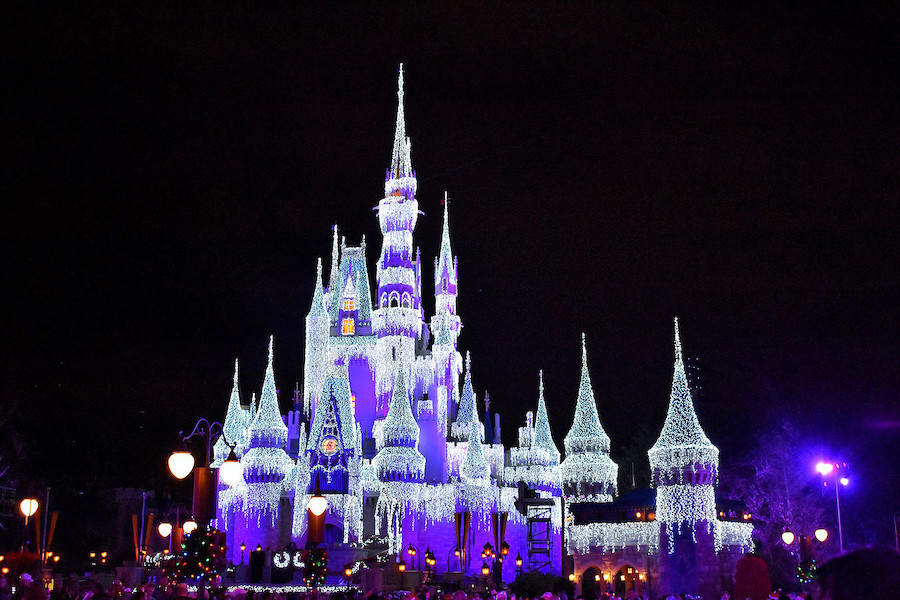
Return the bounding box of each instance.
[398,557,407,591]
[345,567,353,592]
[240,542,246,565]
[168,419,242,525]
[782,527,829,585]
[515,553,523,578]
[19,498,38,552]
[816,462,849,553]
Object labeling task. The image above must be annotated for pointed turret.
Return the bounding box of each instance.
[328,225,340,296]
[460,406,489,484]
[533,370,560,466]
[213,359,250,465]
[450,352,478,441]
[375,361,425,482]
[250,336,289,446]
[308,258,327,318]
[649,318,719,479]
[560,334,618,501]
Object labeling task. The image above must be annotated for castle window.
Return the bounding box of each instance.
[343,298,355,311]
[442,277,448,292]
[351,394,356,415]
[342,318,355,335]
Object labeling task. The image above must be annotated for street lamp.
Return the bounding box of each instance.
[782,527,829,584]
[515,553,523,578]
[168,419,238,525]
[406,542,419,570]
[19,498,38,552]
[816,461,849,553]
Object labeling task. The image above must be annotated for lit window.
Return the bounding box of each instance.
[343,298,355,311]
[342,318,355,335]
[351,394,356,414]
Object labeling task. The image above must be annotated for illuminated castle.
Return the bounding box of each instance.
[211,67,753,593]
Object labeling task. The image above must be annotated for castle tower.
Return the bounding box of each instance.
[430,195,463,450]
[372,65,423,405]
[374,360,425,553]
[649,318,720,598]
[560,334,618,506]
[242,337,291,529]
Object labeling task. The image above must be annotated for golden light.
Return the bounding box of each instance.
[781,531,795,545]
[1,568,8,575]
[399,561,407,573]
[182,520,198,535]
[636,512,641,518]
[482,563,489,576]
[345,568,352,578]
[168,450,195,479]
[53,556,60,563]
[158,522,173,538]
[0,555,3,562]
[594,575,600,582]
[639,573,645,581]
[815,528,828,542]
[568,574,575,582]
[90,552,96,558]
[603,574,610,581]
[19,499,39,519]
[100,552,107,558]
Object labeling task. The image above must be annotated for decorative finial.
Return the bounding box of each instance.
[233,358,239,387]
[466,351,471,373]
[674,317,682,363]
[581,332,587,365]
[268,335,274,366]
[398,63,404,102]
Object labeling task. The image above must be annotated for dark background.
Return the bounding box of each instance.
[3,1,898,558]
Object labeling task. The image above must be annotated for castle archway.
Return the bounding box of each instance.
[581,566,602,600]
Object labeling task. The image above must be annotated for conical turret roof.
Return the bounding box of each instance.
[460,403,490,483]
[249,336,288,448]
[308,258,327,318]
[534,370,560,465]
[563,334,611,455]
[649,318,719,474]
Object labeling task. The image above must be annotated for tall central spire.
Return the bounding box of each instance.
[385,64,416,198]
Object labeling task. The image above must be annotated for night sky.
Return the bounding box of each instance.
[4,2,899,541]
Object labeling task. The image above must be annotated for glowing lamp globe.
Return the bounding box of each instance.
[839,477,849,486]
[182,520,198,535]
[816,462,834,476]
[168,451,195,479]
[19,498,39,518]
[219,454,244,487]
[781,531,795,545]
[158,522,173,538]
[308,494,328,516]
[482,564,490,576]
[815,528,828,542]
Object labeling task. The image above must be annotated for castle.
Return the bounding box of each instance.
[210,67,753,597]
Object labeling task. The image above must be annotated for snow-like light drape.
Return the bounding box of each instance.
[648,319,721,552]
[569,522,661,554]
[560,334,618,502]
[242,337,291,525]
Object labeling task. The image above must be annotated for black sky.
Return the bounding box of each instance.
[3,2,899,534]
